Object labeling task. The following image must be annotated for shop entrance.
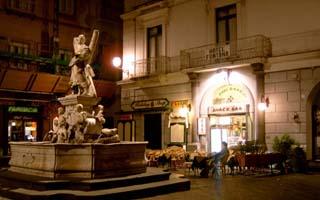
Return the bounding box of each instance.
[210,114,251,152]
[8,119,38,142]
[144,113,162,149]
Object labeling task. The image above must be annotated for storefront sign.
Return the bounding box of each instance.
[208,104,247,114]
[119,114,133,121]
[131,98,169,110]
[209,84,249,115]
[171,100,189,110]
[8,106,38,113]
[198,117,207,135]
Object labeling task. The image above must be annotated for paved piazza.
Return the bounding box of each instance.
[141,168,320,200]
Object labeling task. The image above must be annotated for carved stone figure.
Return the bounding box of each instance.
[66,104,87,143]
[69,30,99,97]
[56,107,67,143]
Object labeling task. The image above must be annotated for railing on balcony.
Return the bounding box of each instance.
[180,35,271,70]
[133,56,169,77]
[0,37,71,75]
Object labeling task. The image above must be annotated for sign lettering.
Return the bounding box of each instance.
[131,98,169,110]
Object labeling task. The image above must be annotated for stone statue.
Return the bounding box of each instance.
[45,103,119,144]
[43,29,119,145]
[69,30,99,97]
[66,104,87,143]
[56,107,68,143]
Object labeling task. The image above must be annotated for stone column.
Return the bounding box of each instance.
[188,73,200,149]
[252,63,266,144]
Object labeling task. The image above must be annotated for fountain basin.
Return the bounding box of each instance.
[9,141,147,179]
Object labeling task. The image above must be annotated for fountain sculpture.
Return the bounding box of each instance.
[8,30,147,179]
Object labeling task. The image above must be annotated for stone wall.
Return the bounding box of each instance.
[265,67,320,151]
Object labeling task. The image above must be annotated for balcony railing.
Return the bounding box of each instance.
[133,56,170,77]
[0,37,71,75]
[180,35,271,70]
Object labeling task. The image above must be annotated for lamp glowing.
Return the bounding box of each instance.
[112,57,122,68]
[258,95,269,111]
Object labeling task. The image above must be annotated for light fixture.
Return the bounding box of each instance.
[112,57,122,68]
[258,95,269,111]
[293,112,300,123]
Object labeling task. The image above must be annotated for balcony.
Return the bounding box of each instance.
[180,35,271,71]
[0,37,70,75]
[133,56,170,78]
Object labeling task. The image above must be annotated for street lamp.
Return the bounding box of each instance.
[112,57,122,68]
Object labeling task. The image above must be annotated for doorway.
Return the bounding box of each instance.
[210,114,250,152]
[8,119,37,142]
[144,113,162,149]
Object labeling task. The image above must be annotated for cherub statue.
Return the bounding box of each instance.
[56,107,67,143]
[67,104,87,143]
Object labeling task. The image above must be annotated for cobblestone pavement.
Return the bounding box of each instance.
[140,168,320,200]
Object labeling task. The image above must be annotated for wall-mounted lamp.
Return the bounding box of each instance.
[258,95,269,111]
[293,112,300,123]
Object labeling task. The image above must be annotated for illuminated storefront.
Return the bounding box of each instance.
[207,84,254,152]
[196,68,258,153]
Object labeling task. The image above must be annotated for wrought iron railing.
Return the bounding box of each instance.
[180,35,271,70]
[0,37,71,75]
[133,56,169,77]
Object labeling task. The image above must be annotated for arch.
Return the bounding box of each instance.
[199,83,255,116]
[306,79,320,160]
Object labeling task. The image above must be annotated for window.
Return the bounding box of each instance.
[147,25,162,58]
[59,0,74,15]
[9,42,29,70]
[216,4,237,43]
[10,42,29,55]
[6,0,35,13]
[147,25,162,74]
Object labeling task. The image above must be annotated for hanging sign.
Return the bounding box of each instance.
[131,98,169,110]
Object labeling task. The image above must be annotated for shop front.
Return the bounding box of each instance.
[199,83,255,153]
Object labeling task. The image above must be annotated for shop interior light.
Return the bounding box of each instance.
[179,107,189,117]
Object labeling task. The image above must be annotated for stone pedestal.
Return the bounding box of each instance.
[58,94,101,114]
[9,141,147,179]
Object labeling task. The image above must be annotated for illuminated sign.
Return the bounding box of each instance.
[8,106,39,113]
[198,117,207,135]
[131,98,169,110]
[209,84,249,115]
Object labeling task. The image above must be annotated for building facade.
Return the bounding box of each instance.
[119,0,320,161]
[0,0,124,156]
